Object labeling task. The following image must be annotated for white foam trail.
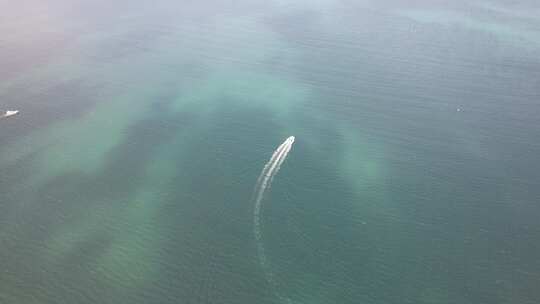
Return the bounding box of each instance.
[253,136,295,300]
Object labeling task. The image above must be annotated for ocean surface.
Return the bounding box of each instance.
[1,0,540,303]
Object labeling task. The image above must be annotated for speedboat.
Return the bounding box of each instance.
[2,110,19,118]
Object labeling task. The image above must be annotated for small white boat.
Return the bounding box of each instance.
[2,110,19,118]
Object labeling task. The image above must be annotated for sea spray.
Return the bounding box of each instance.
[252,136,295,301]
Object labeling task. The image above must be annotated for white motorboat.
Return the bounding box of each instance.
[2,110,19,118]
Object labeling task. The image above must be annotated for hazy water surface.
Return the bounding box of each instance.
[1,0,540,303]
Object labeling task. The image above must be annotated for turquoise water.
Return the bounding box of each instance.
[1,0,539,303]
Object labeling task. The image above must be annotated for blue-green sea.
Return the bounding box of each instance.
[1,0,539,303]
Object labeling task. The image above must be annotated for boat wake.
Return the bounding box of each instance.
[252,136,295,302]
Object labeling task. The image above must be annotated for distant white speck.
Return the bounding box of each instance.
[457,108,461,112]
[1,110,19,118]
